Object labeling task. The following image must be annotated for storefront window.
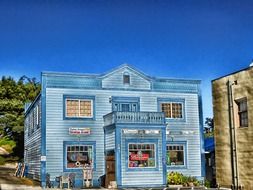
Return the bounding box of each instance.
[166,145,185,166]
[128,143,156,168]
[66,145,93,168]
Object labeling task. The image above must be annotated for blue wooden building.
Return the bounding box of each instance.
[24,64,205,188]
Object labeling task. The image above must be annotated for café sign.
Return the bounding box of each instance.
[69,128,91,136]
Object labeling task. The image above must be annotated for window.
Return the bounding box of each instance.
[128,143,156,168]
[36,105,39,126]
[161,102,183,118]
[66,145,93,169]
[65,99,93,118]
[166,144,185,166]
[123,74,130,84]
[112,97,140,112]
[236,98,248,127]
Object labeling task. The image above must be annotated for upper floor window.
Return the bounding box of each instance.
[112,96,140,112]
[158,98,185,121]
[123,73,130,85]
[64,95,95,120]
[236,98,248,127]
[161,102,183,119]
[66,99,92,118]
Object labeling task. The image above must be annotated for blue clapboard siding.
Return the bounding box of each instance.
[24,97,42,180]
[25,64,203,187]
[44,73,101,89]
[105,131,115,151]
[152,80,199,93]
[45,89,202,180]
[102,67,151,90]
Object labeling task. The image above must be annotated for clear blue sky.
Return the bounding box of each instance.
[0,0,253,119]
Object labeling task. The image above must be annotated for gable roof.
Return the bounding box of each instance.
[100,64,152,81]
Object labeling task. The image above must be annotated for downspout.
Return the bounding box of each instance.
[227,80,239,189]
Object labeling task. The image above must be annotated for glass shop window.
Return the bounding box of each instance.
[128,143,156,168]
[66,145,93,168]
[166,145,185,166]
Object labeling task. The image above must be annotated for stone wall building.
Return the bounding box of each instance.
[212,65,253,190]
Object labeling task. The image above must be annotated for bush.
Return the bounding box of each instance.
[0,156,6,165]
[167,172,200,186]
[0,137,16,153]
[167,172,184,185]
[204,179,211,188]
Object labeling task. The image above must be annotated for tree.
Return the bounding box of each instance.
[204,117,214,137]
[0,76,40,159]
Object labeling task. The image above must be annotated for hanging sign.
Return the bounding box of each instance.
[69,128,91,136]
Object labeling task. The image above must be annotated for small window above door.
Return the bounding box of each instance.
[112,97,140,112]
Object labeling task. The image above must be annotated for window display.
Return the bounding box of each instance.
[166,145,185,166]
[128,143,156,168]
[66,145,93,168]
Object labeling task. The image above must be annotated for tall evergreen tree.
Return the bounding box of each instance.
[0,76,40,159]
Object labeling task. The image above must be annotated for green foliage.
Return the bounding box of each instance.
[204,117,214,138]
[167,172,200,186]
[0,156,5,165]
[168,171,184,185]
[0,75,40,160]
[204,179,211,188]
[0,137,16,153]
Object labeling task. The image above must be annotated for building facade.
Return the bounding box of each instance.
[212,65,253,190]
[24,64,204,188]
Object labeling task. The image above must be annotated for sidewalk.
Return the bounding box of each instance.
[0,184,106,190]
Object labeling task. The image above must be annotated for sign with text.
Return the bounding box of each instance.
[69,128,91,136]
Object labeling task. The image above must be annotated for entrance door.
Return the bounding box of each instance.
[105,155,115,187]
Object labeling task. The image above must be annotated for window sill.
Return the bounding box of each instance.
[167,166,187,170]
[63,117,95,121]
[126,167,159,172]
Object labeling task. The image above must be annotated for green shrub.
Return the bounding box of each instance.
[204,179,211,188]
[0,156,5,165]
[167,172,200,186]
[167,172,184,185]
[0,137,16,153]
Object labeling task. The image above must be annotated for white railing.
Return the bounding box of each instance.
[103,111,165,126]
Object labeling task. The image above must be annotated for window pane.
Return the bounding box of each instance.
[67,145,93,168]
[121,104,130,112]
[66,100,79,117]
[161,103,171,118]
[166,145,185,166]
[123,75,130,84]
[128,143,156,168]
[238,99,248,127]
[172,103,183,118]
[80,100,92,117]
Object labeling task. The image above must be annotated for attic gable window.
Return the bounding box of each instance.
[123,73,130,85]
